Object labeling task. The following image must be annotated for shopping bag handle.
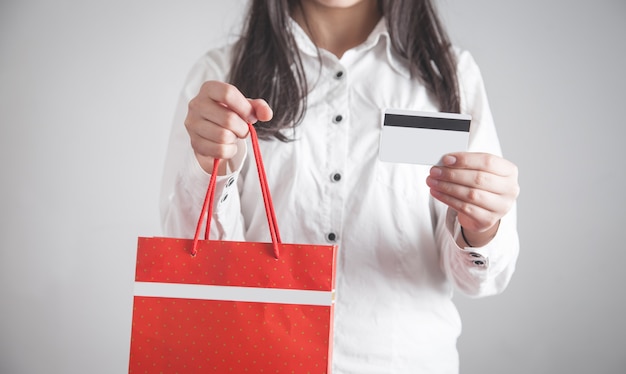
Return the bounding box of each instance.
[192,123,281,258]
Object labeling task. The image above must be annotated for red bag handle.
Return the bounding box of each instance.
[191,123,281,258]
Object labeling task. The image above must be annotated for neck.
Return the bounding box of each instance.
[292,0,382,58]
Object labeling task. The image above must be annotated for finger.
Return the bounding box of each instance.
[441,152,518,178]
[428,166,515,196]
[249,98,274,122]
[191,138,240,161]
[188,98,250,138]
[191,118,240,146]
[426,176,504,214]
[193,81,250,137]
[200,81,257,121]
[429,188,501,231]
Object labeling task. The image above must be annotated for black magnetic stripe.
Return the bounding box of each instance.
[384,113,470,132]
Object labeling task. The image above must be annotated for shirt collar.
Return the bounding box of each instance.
[289,17,411,79]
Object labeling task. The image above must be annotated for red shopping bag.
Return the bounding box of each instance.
[128,124,338,373]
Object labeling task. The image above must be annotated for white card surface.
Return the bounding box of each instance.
[378,109,472,166]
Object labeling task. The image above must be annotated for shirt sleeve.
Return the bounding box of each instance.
[160,47,247,240]
[436,50,520,298]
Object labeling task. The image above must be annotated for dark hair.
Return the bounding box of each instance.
[229,0,460,141]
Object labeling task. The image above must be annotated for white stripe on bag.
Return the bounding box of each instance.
[134,282,335,306]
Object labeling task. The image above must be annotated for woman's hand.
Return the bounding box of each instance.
[426,152,520,247]
[184,80,273,173]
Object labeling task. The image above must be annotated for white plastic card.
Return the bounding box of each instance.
[378,108,472,166]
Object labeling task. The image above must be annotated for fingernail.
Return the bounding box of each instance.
[426,176,439,187]
[430,167,443,177]
[442,155,457,166]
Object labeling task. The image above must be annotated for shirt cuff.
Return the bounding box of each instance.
[182,138,247,206]
[446,208,519,274]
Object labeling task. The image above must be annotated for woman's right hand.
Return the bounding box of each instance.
[184,80,273,173]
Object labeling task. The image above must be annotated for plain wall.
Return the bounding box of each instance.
[1,1,624,373]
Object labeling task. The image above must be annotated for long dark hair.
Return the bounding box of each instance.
[229,0,460,141]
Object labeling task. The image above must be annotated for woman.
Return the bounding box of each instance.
[161,0,520,372]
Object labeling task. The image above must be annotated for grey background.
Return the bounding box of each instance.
[1,0,624,373]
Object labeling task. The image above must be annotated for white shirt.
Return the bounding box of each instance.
[161,19,519,374]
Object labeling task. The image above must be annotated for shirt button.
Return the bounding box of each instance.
[332,114,343,124]
[334,70,344,79]
[220,194,229,203]
[468,252,488,267]
[327,232,338,242]
[330,173,342,182]
[226,176,235,187]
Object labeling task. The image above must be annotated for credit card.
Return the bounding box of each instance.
[379,108,471,166]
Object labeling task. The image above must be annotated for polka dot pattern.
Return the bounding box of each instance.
[129,237,338,373]
[135,238,336,291]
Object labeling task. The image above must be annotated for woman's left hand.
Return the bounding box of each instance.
[426,152,520,246]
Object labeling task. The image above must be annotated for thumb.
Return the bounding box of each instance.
[248,98,274,123]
